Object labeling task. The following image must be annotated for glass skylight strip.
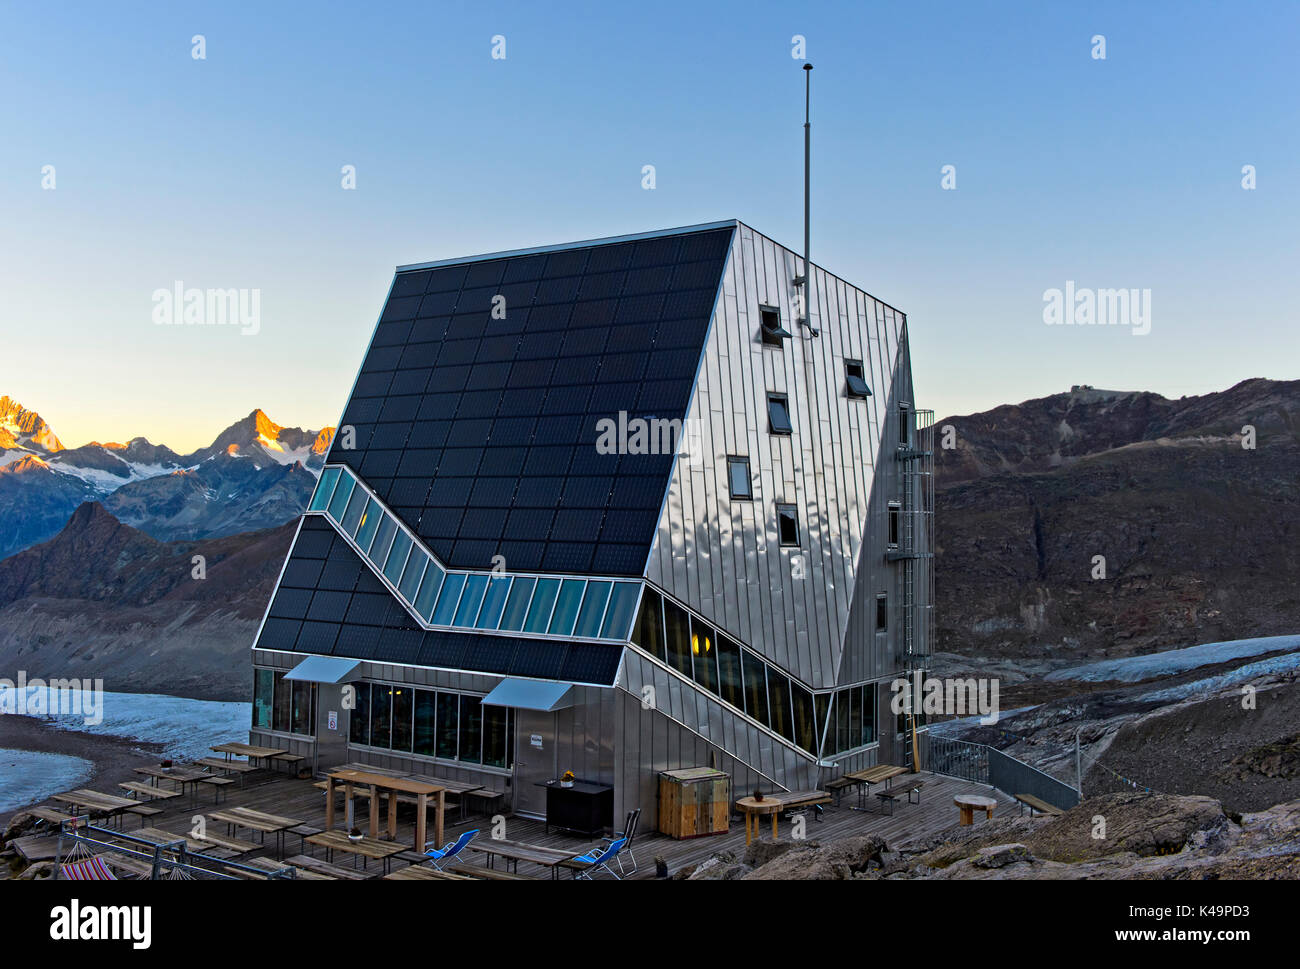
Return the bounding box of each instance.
[303,463,640,642]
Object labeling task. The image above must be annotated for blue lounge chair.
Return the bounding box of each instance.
[572,836,627,880]
[424,828,478,870]
[596,809,641,874]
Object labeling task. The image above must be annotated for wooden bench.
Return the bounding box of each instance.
[770,790,833,823]
[200,775,236,802]
[124,804,165,827]
[824,777,861,805]
[190,829,261,855]
[23,807,75,827]
[876,780,925,815]
[282,853,373,880]
[1015,793,1065,818]
[384,864,475,880]
[446,861,539,881]
[273,752,307,774]
[463,788,507,816]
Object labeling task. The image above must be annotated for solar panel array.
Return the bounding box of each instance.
[257,518,625,684]
[327,226,734,576]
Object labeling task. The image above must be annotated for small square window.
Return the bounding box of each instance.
[759,305,790,346]
[777,504,800,547]
[845,359,872,399]
[876,593,888,632]
[767,393,793,435]
[727,456,752,500]
[888,501,901,548]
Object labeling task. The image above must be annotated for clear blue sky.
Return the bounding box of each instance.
[2,0,1296,451]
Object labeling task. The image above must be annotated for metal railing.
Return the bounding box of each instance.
[926,737,1080,811]
[54,819,297,880]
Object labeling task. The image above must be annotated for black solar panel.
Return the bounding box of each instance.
[324,226,733,578]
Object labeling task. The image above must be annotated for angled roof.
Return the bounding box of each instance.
[326,223,735,577]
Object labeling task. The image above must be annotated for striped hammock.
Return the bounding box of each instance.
[59,856,118,881]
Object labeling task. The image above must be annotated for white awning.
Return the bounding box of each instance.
[282,656,361,684]
[481,678,575,712]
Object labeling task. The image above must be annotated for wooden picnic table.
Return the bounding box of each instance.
[325,762,482,820]
[305,829,406,874]
[211,742,285,768]
[133,765,214,805]
[735,796,784,845]
[50,789,139,829]
[196,756,257,776]
[466,839,577,879]
[131,826,238,860]
[209,806,304,857]
[384,864,474,880]
[843,765,910,809]
[954,794,998,826]
[324,769,446,852]
[118,781,182,801]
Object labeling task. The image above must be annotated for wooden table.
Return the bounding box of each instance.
[118,781,182,801]
[50,790,138,829]
[209,806,304,857]
[132,766,212,804]
[324,763,482,822]
[324,769,446,852]
[467,839,577,880]
[132,826,237,860]
[735,796,783,845]
[845,765,909,809]
[954,794,998,826]
[305,829,405,874]
[211,742,284,769]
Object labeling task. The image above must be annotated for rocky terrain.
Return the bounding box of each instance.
[0,503,294,699]
[935,378,1300,662]
[0,397,332,558]
[679,791,1300,880]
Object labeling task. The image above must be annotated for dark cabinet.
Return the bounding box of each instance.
[538,779,613,836]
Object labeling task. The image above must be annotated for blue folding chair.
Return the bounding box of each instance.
[424,828,478,870]
[572,836,627,880]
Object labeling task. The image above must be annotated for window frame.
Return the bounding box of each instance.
[758,304,790,347]
[727,455,753,500]
[777,503,800,548]
[887,500,902,549]
[767,393,794,435]
[876,592,888,633]
[845,359,872,399]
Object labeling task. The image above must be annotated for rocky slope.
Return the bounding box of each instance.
[682,792,1300,880]
[0,503,294,699]
[935,378,1300,661]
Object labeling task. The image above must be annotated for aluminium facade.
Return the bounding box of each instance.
[249,219,933,826]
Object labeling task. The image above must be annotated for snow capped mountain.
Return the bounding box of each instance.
[0,396,334,558]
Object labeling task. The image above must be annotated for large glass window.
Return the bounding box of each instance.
[573,581,611,638]
[499,577,535,631]
[547,579,586,636]
[272,671,291,733]
[876,593,888,632]
[631,588,665,661]
[458,695,482,764]
[767,669,794,743]
[690,615,718,694]
[836,689,850,753]
[354,497,381,552]
[309,467,341,512]
[814,691,831,756]
[368,513,398,561]
[482,705,511,768]
[435,692,458,759]
[743,658,769,727]
[350,682,371,746]
[290,680,314,736]
[792,684,816,755]
[399,549,428,602]
[601,582,641,639]
[716,635,744,709]
[252,669,274,729]
[413,691,437,757]
[453,574,490,626]
[370,684,394,749]
[431,573,467,625]
[662,598,693,677]
[341,484,368,535]
[476,576,512,629]
[414,562,445,621]
[391,687,413,753]
[888,502,901,549]
[523,578,560,633]
[862,686,877,746]
[849,687,863,751]
[383,532,413,587]
[326,473,354,522]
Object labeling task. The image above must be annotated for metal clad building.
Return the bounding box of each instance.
[249,219,933,828]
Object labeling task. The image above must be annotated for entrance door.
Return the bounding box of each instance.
[314,683,349,776]
[512,709,556,819]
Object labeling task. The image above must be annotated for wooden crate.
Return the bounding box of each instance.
[658,768,730,839]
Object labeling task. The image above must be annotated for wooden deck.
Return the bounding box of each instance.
[19,768,1016,880]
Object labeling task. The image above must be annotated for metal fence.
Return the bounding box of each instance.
[54,820,297,880]
[926,737,1080,811]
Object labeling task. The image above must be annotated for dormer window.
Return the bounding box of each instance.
[845,360,872,399]
[759,305,790,346]
[767,393,793,435]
